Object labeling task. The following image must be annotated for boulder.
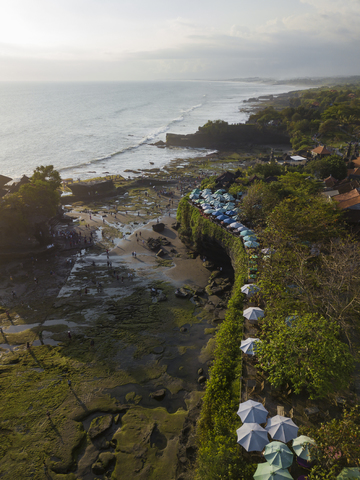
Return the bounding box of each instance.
[88,414,113,439]
[157,293,167,302]
[92,452,115,475]
[147,237,162,251]
[152,222,165,233]
[149,389,166,401]
[175,288,189,298]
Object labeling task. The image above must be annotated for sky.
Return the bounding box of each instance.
[1,0,360,81]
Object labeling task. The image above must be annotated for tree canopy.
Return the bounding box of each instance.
[257,313,353,399]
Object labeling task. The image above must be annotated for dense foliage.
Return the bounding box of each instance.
[257,313,353,398]
[248,86,360,149]
[305,406,360,478]
[0,165,61,240]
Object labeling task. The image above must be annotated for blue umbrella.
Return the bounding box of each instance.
[223,218,233,224]
[237,400,268,424]
[217,215,229,221]
[240,230,254,236]
[225,210,236,216]
[236,423,269,452]
[244,240,259,248]
[266,416,299,443]
[204,209,215,214]
[243,235,257,242]
[240,337,261,354]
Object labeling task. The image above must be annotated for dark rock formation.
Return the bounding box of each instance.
[149,389,166,401]
[175,288,189,298]
[88,414,113,439]
[152,222,165,233]
[67,179,115,197]
[166,124,290,149]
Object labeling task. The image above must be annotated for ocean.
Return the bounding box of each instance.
[0,81,299,181]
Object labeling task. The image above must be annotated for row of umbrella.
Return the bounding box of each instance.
[237,415,300,449]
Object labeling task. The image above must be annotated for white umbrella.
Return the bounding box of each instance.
[241,284,260,296]
[243,307,264,320]
[236,423,269,452]
[240,337,261,355]
[266,416,299,443]
[237,400,268,423]
[229,222,243,229]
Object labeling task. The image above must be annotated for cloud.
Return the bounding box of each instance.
[1,0,360,80]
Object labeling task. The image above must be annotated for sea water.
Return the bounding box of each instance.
[0,80,299,181]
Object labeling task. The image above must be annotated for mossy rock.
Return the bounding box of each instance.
[88,414,113,439]
[92,452,115,474]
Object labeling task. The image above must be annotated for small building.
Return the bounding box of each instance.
[311,146,332,158]
[7,175,30,193]
[324,175,338,188]
[0,174,12,189]
[215,171,236,188]
[289,155,307,166]
[334,189,360,210]
[347,168,360,181]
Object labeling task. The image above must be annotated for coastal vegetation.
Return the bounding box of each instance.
[0,165,61,245]
[179,151,359,477]
[248,84,360,150]
[177,198,255,479]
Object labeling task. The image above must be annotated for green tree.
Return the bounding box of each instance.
[265,195,342,245]
[306,155,347,180]
[257,313,354,399]
[31,165,61,190]
[18,181,60,218]
[305,405,360,478]
[199,120,229,136]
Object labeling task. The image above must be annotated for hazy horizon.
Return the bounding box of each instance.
[1,0,360,82]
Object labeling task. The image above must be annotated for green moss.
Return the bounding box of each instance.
[204,328,217,335]
[176,199,252,480]
[125,391,142,404]
[112,406,187,479]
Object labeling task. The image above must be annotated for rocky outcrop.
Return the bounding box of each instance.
[88,414,113,439]
[166,124,290,149]
[152,222,165,233]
